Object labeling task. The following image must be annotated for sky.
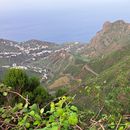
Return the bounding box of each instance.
[0,0,130,43]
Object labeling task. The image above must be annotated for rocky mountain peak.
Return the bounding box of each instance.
[102,20,130,33]
[113,20,126,25]
[82,20,130,57]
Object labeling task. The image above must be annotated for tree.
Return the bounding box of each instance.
[27,76,40,91]
[3,68,50,106]
[3,68,29,93]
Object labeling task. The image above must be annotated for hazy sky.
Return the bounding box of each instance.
[0,0,130,43]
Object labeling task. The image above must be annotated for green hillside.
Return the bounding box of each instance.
[73,44,130,115]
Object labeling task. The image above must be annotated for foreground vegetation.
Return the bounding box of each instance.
[0,69,79,130]
[0,68,130,130]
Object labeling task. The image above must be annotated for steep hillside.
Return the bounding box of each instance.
[73,43,130,111]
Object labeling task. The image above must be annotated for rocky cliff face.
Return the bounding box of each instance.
[83,20,130,57]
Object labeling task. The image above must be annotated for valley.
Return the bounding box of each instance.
[0,20,130,130]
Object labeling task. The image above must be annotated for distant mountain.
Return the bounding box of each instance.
[0,39,59,66]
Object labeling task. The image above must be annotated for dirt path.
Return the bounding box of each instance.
[83,64,99,76]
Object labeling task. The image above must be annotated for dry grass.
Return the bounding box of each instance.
[49,76,70,89]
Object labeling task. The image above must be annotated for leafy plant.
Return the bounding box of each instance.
[0,84,79,130]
